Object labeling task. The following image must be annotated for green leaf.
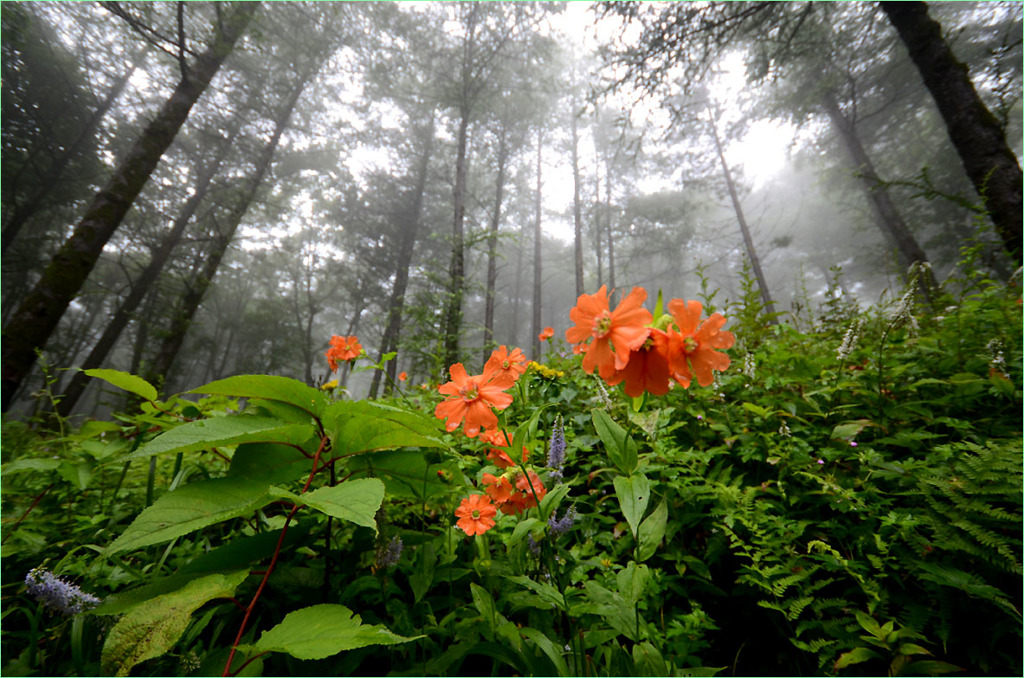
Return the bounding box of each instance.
[101,570,247,677]
[898,643,932,657]
[345,448,456,500]
[190,374,327,418]
[637,499,668,561]
[127,416,314,460]
[84,369,158,403]
[593,409,638,475]
[508,518,544,548]
[520,626,570,677]
[831,419,874,440]
[834,646,883,670]
[325,401,445,457]
[248,604,419,660]
[505,575,567,611]
[227,442,311,485]
[741,402,771,418]
[470,582,499,641]
[0,458,61,474]
[538,483,571,520]
[613,473,651,538]
[899,660,964,675]
[105,477,274,554]
[275,478,385,532]
[617,561,650,604]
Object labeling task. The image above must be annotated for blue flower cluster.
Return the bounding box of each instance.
[548,505,577,536]
[374,535,403,570]
[547,415,566,482]
[25,568,101,616]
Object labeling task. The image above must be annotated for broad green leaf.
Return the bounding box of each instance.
[633,641,670,678]
[831,419,874,440]
[325,400,445,457]
[854,611,883,638]
[105,477,274,554]
[538,483,571,520]
[101,570,247,677]
[505,574,567,611]
[613,473,651,538]
[227,442,311,485]
[190,374,327,418]
[637,499,668,562]
[520,626,570,677]
[470,582,499,641]
[834,646,882,670]
[508,517,544,548]
[248,604,418,660]
[593,409,638,475]
[127,416,314,461]
[84,369,158,403]
[617,561,650,604]
[1,458,61,474]
[741,402,771,418]
[274,478,384,532]
[345,448,457,500]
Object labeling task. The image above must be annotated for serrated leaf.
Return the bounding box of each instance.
[227,442,311,485]
[1,458,61,474]
[614,473,651,539]
[248,604,418,660]
[101,570,247,677]
[325,401,445,457]
[105,477,273,554]
[127,416,314,460]
[274,478,384,532]
[190,374,327,418]
[84,369,158,402]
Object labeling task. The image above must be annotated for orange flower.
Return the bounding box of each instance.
[480,429,528,468]
[454,494,497,536]
[435,363,515,438]
[398,371,408,381]
[499,470,547,515]
[565,286,652,379]
[484,345,528,382]
[606,330,671,397]
[657,299,735,387]
[482,473,514,503]
[326,335,362,371]
[538,327,554,342]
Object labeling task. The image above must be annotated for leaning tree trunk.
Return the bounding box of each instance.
[708,108,777,322]
[482,126,509,368]
[0,1,258,412]
[531,128,544,362]
[145,74,307,392]
[2,49,147,253]
[369,116,435,398]
[820,88,939,302]
[52,112,246,418]
[881,1,1022,265]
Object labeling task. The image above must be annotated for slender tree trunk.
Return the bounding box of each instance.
[369,115,435,398]
[442,109,470,371]
[881,1,1022,265]
[1,2,258,412]
[604,157,616,296]
[483,127,509,367]
[571,105,585,298]
[593,170,603,288]
[2,49,148,253]
[708,107,777,322]
[53,113,245,418]
[145,72,307,392]
[531,128,543,361]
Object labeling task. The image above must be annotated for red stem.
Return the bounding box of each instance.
[221,434,328,676]
[1,484,53,545]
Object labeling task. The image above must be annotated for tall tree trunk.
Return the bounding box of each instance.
[145,73,308,392]
[369,115,435,399]
[604,155,617,297]
[531,128,543,362]
[53,113,245,418]
[2,49,148,253]
[482,126,509,367]
[593,170,604,288]
[708,107,777,322]
[820,88,939,301]
[442,109,470,371]
[571,105,585,298]
[881,1,1023,265]
[1,2,258,412]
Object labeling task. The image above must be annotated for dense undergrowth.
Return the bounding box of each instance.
[2,254,1021,677]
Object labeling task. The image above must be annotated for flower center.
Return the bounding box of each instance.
[593,311,613,338]
[471,509,481,519]
[502,359,510,369]
[683,336,699,353]
[459,383,480,401]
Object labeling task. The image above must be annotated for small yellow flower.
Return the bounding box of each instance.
[321,379,339,391]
